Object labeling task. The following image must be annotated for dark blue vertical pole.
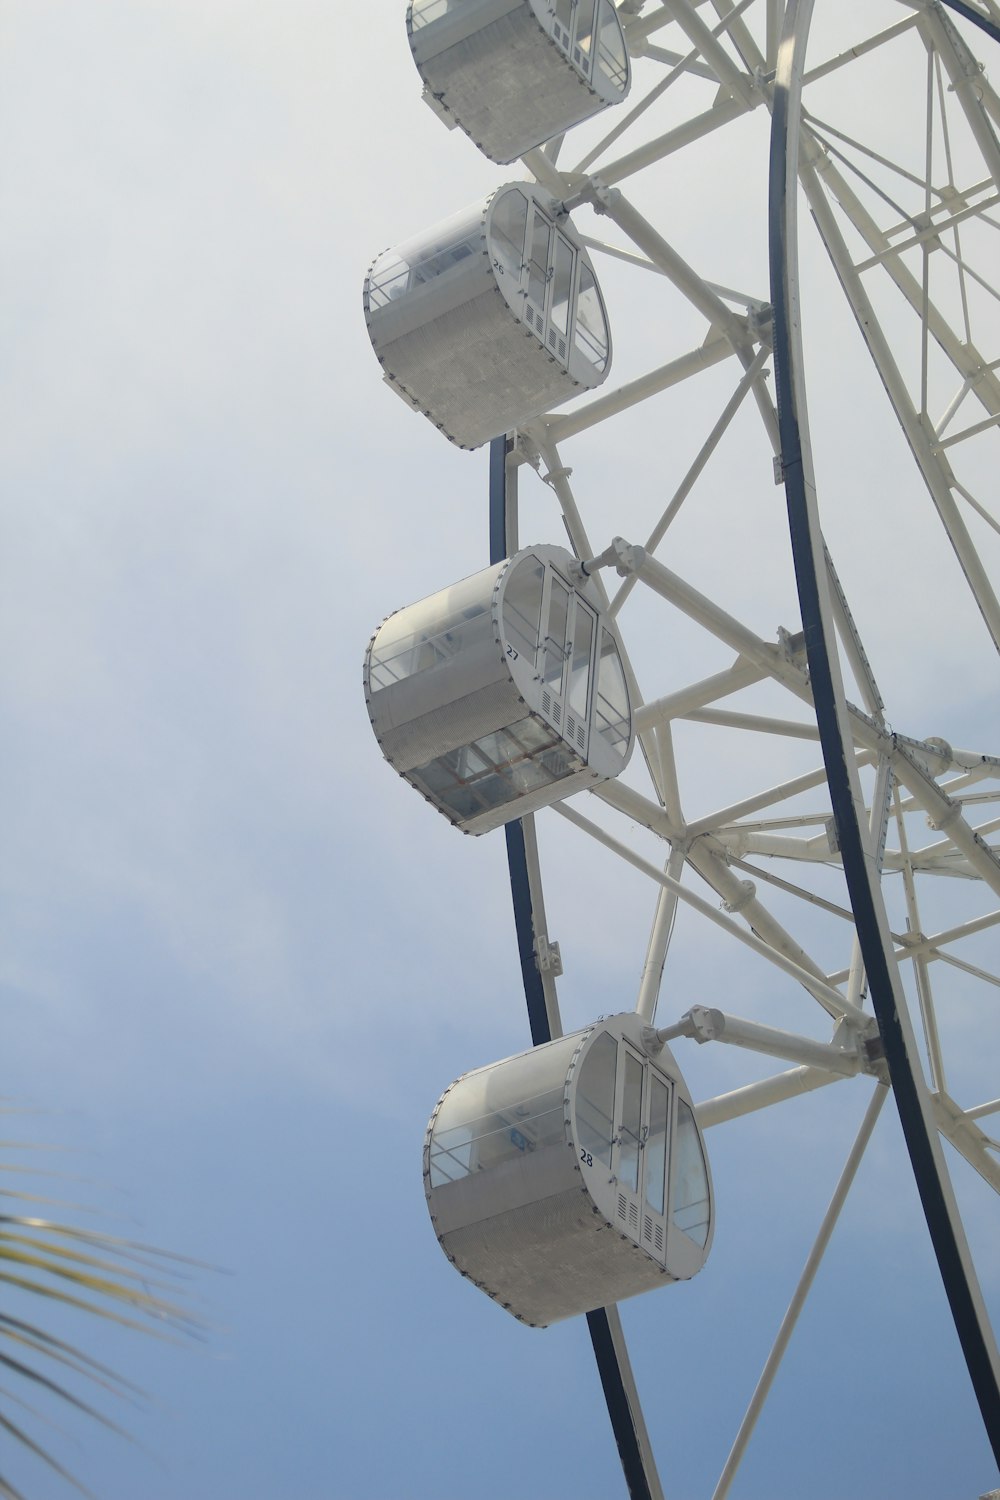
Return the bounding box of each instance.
[488,433,657,1500]
[490,436,552,1049]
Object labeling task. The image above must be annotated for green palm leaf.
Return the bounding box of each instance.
[0,1136,204,1496]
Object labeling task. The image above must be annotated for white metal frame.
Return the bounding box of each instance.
[503,0,1000,1484]
[374,0,1000,1488]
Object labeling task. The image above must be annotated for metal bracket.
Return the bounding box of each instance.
[419,87,456,130]
[534,934,563,977]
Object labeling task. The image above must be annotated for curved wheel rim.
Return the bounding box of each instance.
[769,0,1000,1462]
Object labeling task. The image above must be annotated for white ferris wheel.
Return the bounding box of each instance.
[362,1,1000,1493]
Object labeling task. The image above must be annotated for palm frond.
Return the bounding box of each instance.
[0,1136,205,1496]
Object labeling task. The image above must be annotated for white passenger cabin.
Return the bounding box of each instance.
[363,184,611,449]
[425,1012,714,1326]
[364,545,633,834]
[407,0,630,163]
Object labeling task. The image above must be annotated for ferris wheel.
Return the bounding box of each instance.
[363,1,1000,1493]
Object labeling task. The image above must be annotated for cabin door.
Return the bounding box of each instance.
[538,569,596,758]
[612,1042,672,1266]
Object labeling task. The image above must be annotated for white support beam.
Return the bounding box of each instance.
[598,96,751,187]
[686,756,866,839]
[682,706,821,740]
[609,348,770,619]
[826,906,1000,986]
[711,1088,889,1500]
[891,744,1000,899]
[554,799,863,1021]
[686,835,858,1018]
[801,13,921,86]
[654,1004,868,1075]
[696,1063,848,1128]
[932,1092,1000,1195]
[636,843,689,1022]
[543,334,733,444]
[654,0,760,107]
[633,658,768,727]
[799,147,1000,650]
[919,5,1000,195]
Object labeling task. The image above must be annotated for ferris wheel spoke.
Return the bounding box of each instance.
[636,844,689,1020]
[800,142,1000,415]
[709,1084,889,1500]
[771,0,1000,1454]
[686,757,862,838]
[685,836,866,1017]
[696,1062,850,1126]
[606,350,771,618]
[596,94,753,187]
[894,782,950,1088]
[803,12,922,85]
[821,905,1000,985]
[932,1095,1000,1192]
[680,704,820,738]
[647,0,761,109]
[542,331,735,443]
[895,759,1000,810]
[951,476,1000,532]
[725,853,859,919]
[562,791,867,1023]
[638,660,772,725]
[822,546,888,722]
[571,30,724,176]
[799,152,1000,650]
[934,949,1000,985]
[922,6,1000,184]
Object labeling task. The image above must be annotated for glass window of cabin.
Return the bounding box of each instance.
[491,190,529,281]
[410,714,575,823]
[526,209,553,311]
[538,742,576,782]
[425,747,521,822]
[575,1031,617,1169]
[410,0,455,27]
[505,713,566,758]
[567,598,595,721]
[429,1037,578,1187]
[644,1073,670,1217]
[367,564,502,692]
[672,1099,711,1248]
[573,263,610,371]
[370,207,485,312]
[542,575,571,694]
[594,628,630,753]
[409,231,482,289]
[471,725,560,796]
[618,1049,643,1193]
[551,234,575,337]
[502,555,545,666]
[482,1034,577,1158]
[415,743,519,821]
[574,0,598,74]
[428,1122,473,1187]
[366,251,409,311]
[595,0,628,89]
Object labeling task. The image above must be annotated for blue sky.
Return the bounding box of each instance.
[1,4,998,1498]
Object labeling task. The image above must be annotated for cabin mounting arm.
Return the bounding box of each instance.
[644,1006,884,1079]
